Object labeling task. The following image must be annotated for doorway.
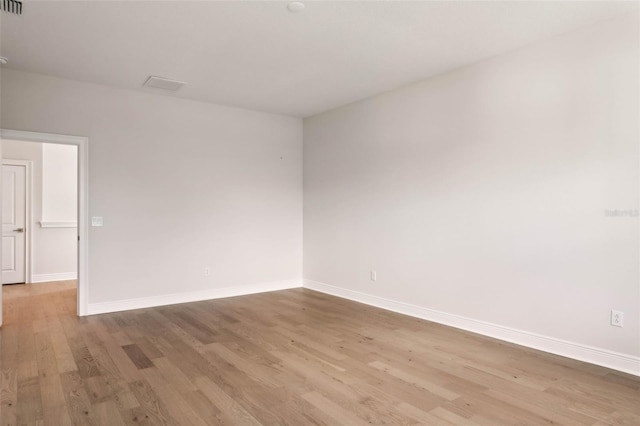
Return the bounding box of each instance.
[3,142,79,286]
[0,129,88,324]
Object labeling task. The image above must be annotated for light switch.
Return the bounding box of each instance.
[91,217,103,227]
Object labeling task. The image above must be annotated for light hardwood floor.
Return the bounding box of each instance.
[1,282,638,425]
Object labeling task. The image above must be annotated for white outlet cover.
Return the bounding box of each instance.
[611,310,624,327]
[91,216,104,227]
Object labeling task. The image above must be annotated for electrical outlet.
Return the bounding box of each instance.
[611,310,623,327]
[204,267,211,277]
[370,270,377,282]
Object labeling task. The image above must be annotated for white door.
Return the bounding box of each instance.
[2,164,26,284]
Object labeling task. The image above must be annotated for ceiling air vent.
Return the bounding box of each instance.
[143,76,187,92]
[1,0,23,15]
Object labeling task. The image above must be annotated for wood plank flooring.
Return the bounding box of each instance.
[1,281,638,425]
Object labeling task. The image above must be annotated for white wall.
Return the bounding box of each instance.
[42,143,77,223]
[1,70,303,307]
[0,64,3,326]
[2,140,77,280]
[304,14,639,369]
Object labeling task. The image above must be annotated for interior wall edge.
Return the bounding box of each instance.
[303,279,640,377]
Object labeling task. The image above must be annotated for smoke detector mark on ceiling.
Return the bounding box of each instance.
[143,76,187,91]
[287,2,305,13]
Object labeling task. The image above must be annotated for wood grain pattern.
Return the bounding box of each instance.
[1,281,638,425]
[122,344,154,370]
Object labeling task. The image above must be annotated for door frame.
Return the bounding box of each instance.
[2,159,33,284]
[0,129,89,318]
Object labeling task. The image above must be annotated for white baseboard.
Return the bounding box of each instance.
[303,279,640,377]
[87,279,302,316]
[31,272,77,283]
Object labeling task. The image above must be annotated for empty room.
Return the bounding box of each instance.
[0,1,638,425]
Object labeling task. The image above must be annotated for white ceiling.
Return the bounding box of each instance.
[1,1,637,117]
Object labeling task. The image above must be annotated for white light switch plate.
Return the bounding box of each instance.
[91,217,103,227]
